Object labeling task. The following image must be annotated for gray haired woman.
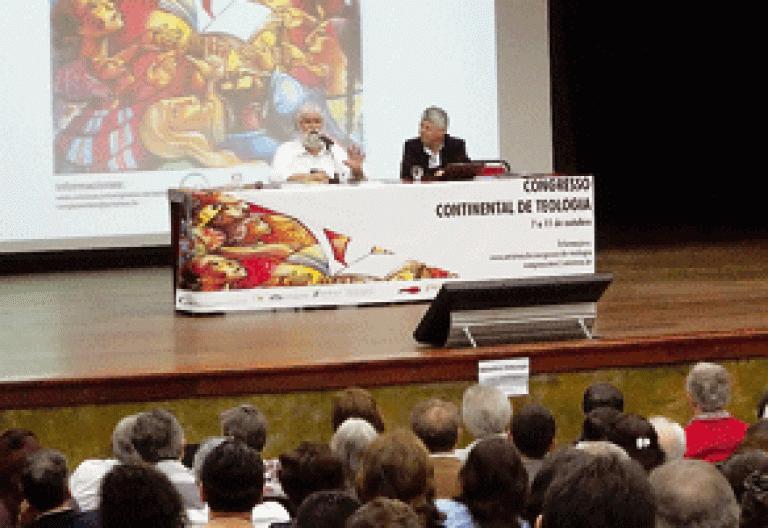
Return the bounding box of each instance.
[683,362,748,462]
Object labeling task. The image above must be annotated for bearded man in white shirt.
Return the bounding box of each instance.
[270,103,365,184]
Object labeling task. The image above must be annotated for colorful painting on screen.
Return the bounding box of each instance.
[50,0,362,173]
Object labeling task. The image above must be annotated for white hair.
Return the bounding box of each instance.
[686,362,731,412]
[330,418,378,474]
[293,101,324,131]
[461,384,512,439]
[421,106,449,129]
[649,415,687,461]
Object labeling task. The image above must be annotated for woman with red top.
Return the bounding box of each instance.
[683,362,749,463]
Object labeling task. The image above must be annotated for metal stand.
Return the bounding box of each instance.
[446,302,598,348]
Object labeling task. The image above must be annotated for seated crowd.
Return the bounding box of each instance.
[1,361,767,528]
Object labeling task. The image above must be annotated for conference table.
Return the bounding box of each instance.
[169,175,596,314]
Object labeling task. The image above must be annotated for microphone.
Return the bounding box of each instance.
[320,134,334,150]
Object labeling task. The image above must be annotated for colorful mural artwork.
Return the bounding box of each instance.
[50,0,362,174]
[178,191,456,292]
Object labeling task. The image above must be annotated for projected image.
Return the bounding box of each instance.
[50,0,362,174]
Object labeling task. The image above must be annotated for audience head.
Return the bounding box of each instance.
[756,388,768,420]
[524,446,590,524]
[278,441,345,512]
[332,387,385,433]
[580,406,623,441]
[605,413,665,472]
[461,384,512,440]
[458,437,528,528]
[130,408,185,463]
[346,497,422,528]
[100,463,185,528]
[200,438,264,513]
[0,429,41,515]
[294,490,361,528]
[330,418,378,483]
[356,429,442,528]
[735,419,768,454]
[685,361,731,413]
[582,382,624,414]
[410,398,461,454]
[511,403,556,460]
[20,449,69,513]
[539,451,654,528]
[110,414,142,464]
[719,449,768,503]
[648,415,687,461]
[649,458,739,528]
[220,404,268,452]
[739,467,768,528]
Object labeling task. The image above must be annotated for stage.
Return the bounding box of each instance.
[2,241,768,410]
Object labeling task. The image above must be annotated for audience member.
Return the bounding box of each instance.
[19,449,98,528]
[330,418,378,493]
[199,439,264,528]
[720,449,768,503]
[355,429,444,528]
[511,404,556,484]
[605,413,665,472]
[410,398,463,498]
[734,419,768,455]
[193,437,290,527]
[184,404,269,468]
[649,415,687,462]
[129,409,206,514]
[650,458,739,528]
[739,467,768,528]
[0,429,42,528]
[293,490,360,528]
[457,384,512,462]
[523,447,590,525]
[582,382,624,415]
[69,414,141,511]
[100,463,185,528]
[537,450,654,528]
[684,362,748,462]
[578,406,622,442]
[331,388,385,433]
[278,441,345,515]
[346,497,421,528]
[69,409,205,524]
[437,437,528,528]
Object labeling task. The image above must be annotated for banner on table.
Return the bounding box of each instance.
[171,177,595,312]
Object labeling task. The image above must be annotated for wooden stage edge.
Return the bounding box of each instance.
[4,329,768,411]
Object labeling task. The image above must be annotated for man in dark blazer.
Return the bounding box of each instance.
[400,107,471,181]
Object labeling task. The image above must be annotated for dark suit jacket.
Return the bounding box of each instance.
[400,135,470,181]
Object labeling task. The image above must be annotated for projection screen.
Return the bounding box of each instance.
[0,0,551,253]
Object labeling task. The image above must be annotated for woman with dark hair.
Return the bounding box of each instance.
[277,441,345,515]
[605,414,666,472]
[437,437,529,528]
[100,463,186,528]
[355,429,444,528]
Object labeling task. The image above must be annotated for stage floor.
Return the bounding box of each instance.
[3,241,768,409]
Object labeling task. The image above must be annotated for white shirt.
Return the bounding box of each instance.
[270,139,352,184]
